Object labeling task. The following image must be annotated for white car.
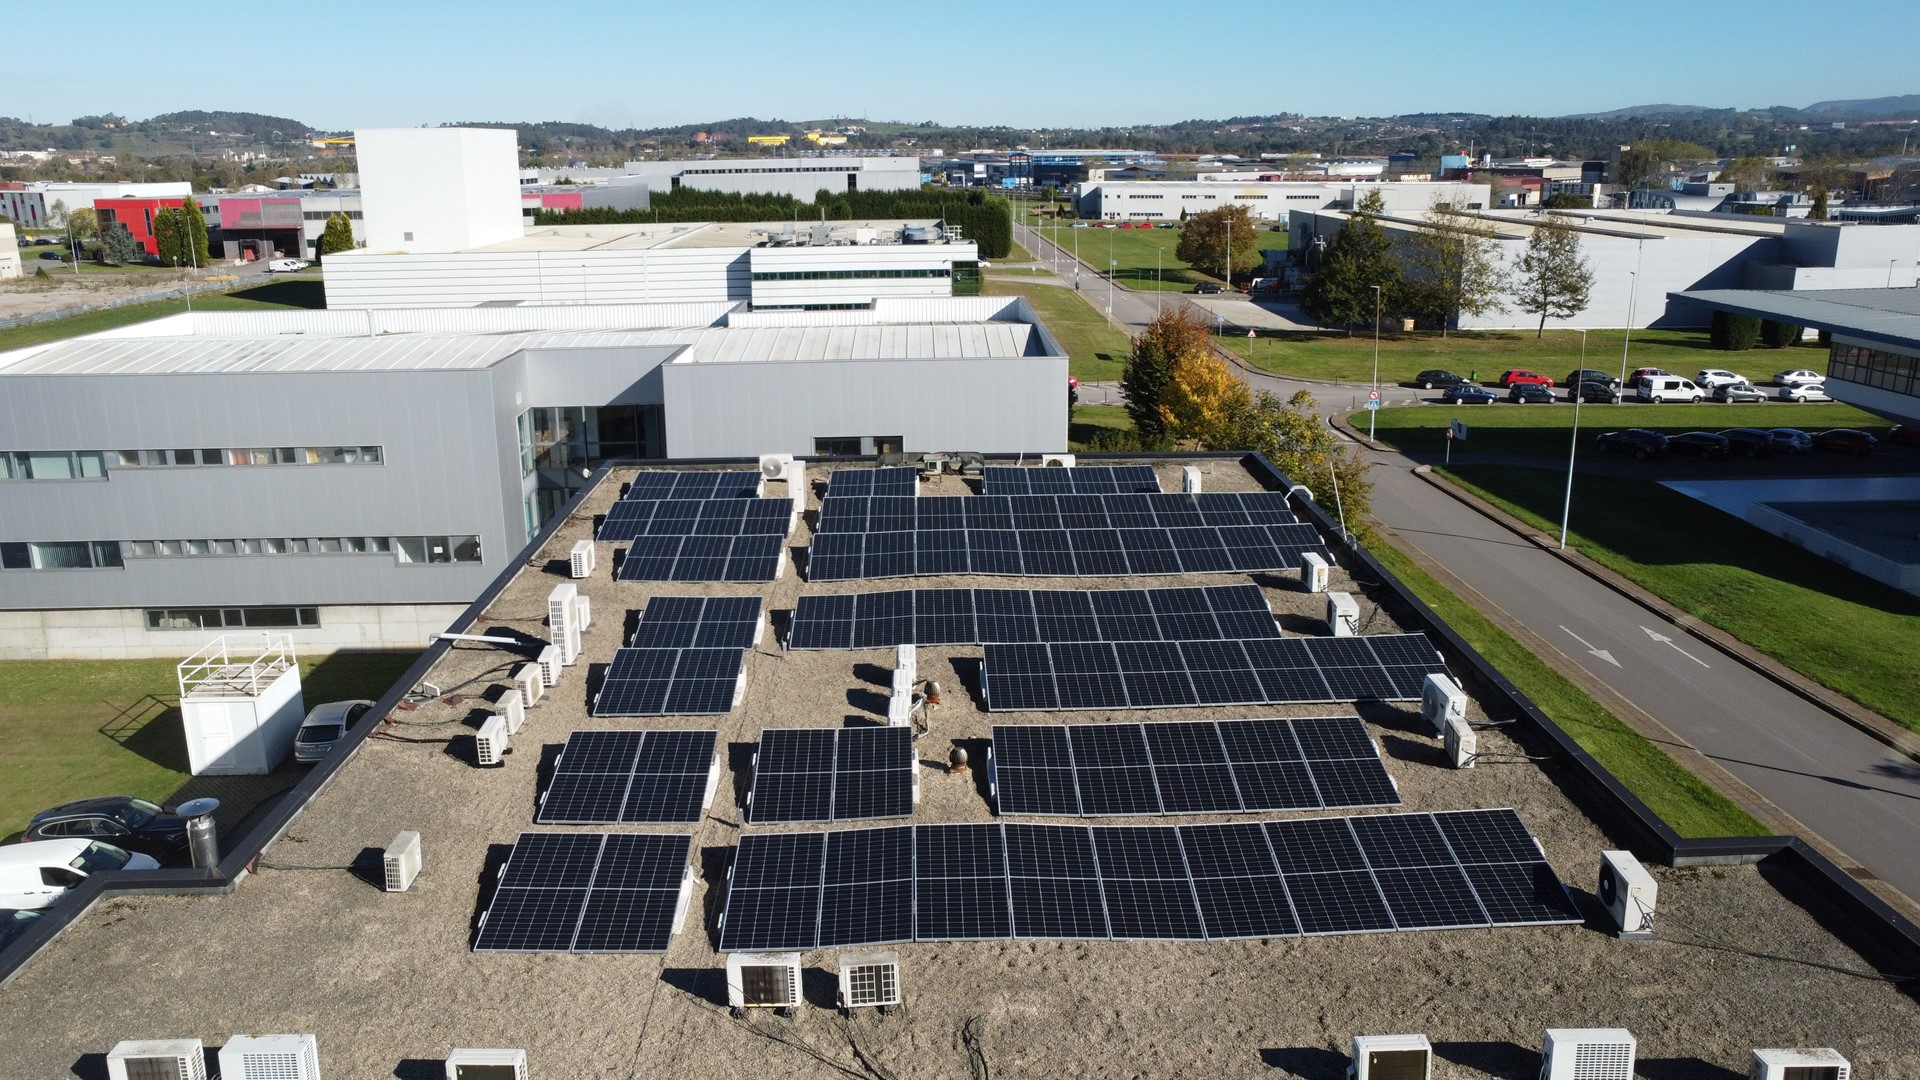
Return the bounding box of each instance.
[0,839,157,910]
[1695,369,1744,389]
[266,258,311,273]
[1779,382,1832,402]
[1774,369,1823,387]
[294,699,376,763]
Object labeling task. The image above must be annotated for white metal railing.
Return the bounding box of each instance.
[177,633,297,699]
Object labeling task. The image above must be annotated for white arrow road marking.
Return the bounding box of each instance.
[1560,626,1622,668]
[1641,625,1710,668]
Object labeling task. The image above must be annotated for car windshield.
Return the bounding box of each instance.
[69,841,132,873]
[298,723,345,743]
[109,799,162,829]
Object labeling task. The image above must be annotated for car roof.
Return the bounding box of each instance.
[30,796,135,821]
[303,699,373,724]
[0,838,94,866]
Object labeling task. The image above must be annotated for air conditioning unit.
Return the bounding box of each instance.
[726,951,803,1016]
[500,689,526,735]
[549,585,580,667]
[894,643,917,691]
[1749,1049,1850,1080]
[383,830,422,892]
[218,1035,321,1080]
[568,539,595,579]
[513,664,543,707]
[1347,1034,1431,1080]
[1421,673,1466,737]
[1444,716,1476,769]
[1597,850,1658,940]
[760,453,798,481]
[476,714,509,767]
[445,1048,528,1080]
[1041,453,1075,468]
[837,950,903,1012]
[1327,591,1359,637]
[107,1039,207,1080]
[574,593,592,634]
[788,460,809,515]
[536,645,562,688]
[1301,551,1330,593]
[887,688,914,727]
[1540,1029,1635,1080]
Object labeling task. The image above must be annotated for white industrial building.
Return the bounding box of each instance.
[355,127,527,253]
[0,181,194,228]
[1074,180,1491,223]
[1,224,19,279]
[521,155,921,206]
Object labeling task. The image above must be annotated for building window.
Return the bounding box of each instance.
[0,541,123,570]
[1829,343,1918,397]
[93,445,382,471]
[1,451,108,481]
[110,535,479,566]
[814,437,863,456]
[145,606,321,630]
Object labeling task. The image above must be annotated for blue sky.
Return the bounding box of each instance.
[10,0,1920,131]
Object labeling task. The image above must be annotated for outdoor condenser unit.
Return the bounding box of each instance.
[513,664,543,707]
[1301,551,1330,593]
[536,646,562,688]
[445,1048,528,1080]
[837,950,903,1012]
[1347,1034,1431,1080]
[573,593,592,634]
[1597,851,1658,940]
[1420,673,1466,737]
[476,714,509,767]
[568,539,595,579]
[218,1034,321,1080]
[1182,465,1202,493]
[1327,591,1359,637]
[1444,716,1477,770]
[727,952,803,1015]
[500,689,526,735]
[549,585,580,667]
[1748,1049,1850,1080]
[107,1039,208,1080]
[1540,1029,1635,1080]
[384,830,422,892]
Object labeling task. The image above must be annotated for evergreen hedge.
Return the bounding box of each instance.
[1711,310,1762,351]
[1759,319,1803,348]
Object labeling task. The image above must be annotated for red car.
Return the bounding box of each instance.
[1498,369,1555,388]
[1887,424,1920,448]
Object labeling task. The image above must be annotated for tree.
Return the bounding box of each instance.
[1809,187,1830,220]
[1542,191,1590,209]
[179,196,210,267]
[1613,138,1713,189]
[1174,204,1260,282]
[1219,390,1372,538]
[1711,311,1761,351]
[47,199,69,228]
[99,222,139,265]
[1158,350,1252,446]
[1513,215,1593,338]
[1402,202,1507,335]
[153,207,183,266]
[1719,156,1773,192]
[1298,190,1402,333]
[317,212,356,259]
[65,207,97,244]
[1121,308,1211,446]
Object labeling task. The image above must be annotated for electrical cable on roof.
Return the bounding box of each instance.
[1648,905,1918,983]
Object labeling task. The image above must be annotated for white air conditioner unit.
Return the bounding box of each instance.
[788,461,809,517]
[1327,591,1359,637]
[727,951,803,1015]
[1182,465,1202,493]
[837,950,903,1012]
[107,1039,208,1080]
[549,584,580,667]
[219,1034,321,1080]
[1421,673,1466,737]
[1301,551,1330,593]
[568,539,595,579]
[894,643,917,692]
[1597,850,1657,940]
[500,689,526,735]
[1540,1028,1635,1080]
[513,664,543,707]
[887,688,914,727]
[536,645,562,688]
[1041,453,1075,467]
[1749,1048,1850,1080]
[575,593,593,633]
[1444,716,1476,769]
[445,1048,528,1080]
[759,453,798,481]
[1348,1034,1431,1080]
[476,714,509,767]
[383,830,422,892]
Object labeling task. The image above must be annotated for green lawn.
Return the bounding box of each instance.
[1438,464,1920,735]
[1363,400,1886,460]
[1026,222,1288,292]
[0,277,324,352]
[1220,327,1825,385]
[0,651,420,840]
[1000,240,1033,263]
[1370,541,1764,837]
[1068,404,1133,450]
[983,276,1132,382]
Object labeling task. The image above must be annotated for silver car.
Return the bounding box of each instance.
[1714,381,1768,403]
[293,700,376,763]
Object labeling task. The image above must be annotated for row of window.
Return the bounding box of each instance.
[680,166,852,175]
[0,446,382,481]
[148,606,321,630]
[752,302,876,312]
[750,268,952,281]
[301,210,363,220]
[0,535,481,570]
[1828,343,1920,398]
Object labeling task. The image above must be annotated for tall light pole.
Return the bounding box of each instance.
[1560,329,1588,549]
[1616,239,1644,399]
[1369,284,1382,443]
[1107,225,1115,323]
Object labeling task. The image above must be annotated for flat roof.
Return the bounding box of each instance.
[1314,206,1791,243]
[3,460,1915,1077]
[1672,287,1920,353]
[460,219,959,254]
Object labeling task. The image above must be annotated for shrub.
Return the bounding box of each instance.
[1711,310,1762,351]
[1759,320,1803,348]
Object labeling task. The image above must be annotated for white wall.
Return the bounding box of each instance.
[323,246,749,308]
[748,243,977,308]
[0,224,18,279]
[0,604,465,660]
[356,128,524,253]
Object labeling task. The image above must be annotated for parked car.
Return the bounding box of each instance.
[1443,383,1498,405]
[1413,369,1467,390]
[1498,369,1554,387]
[1155,221,1176,228]
[1628,367,1674,388]
[1768,428,1813,454]
[1637,376,1704,403]
[1669,431,1732,459]
[267,258,311,273]
[1595,428,1670,459]
[1779,382,1831,402]
[1564,368,1618,390]
[1570,379,1623,404]
[294,699,376,763]
[1712,381,1768,403]
[24,796,192,864]
[0,909,43,950]
[1192,282,1222,294]
[37,251,66,261]
[1717,428,1772,457]
[1887,424,1920,448]
[1507,383,1557,404]
[1812,429,1878,456]
[1774,369,1824,387]
[31,237,57,246]
[0,839,158,911]
[1070,221,1089,228]
[1695,369,1745,389]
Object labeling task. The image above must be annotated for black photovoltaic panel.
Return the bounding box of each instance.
[992,717,1398,817]
[615,533,784,581]
[715,811,1576,949]
[537,729,717,825]
[980,465,1163,496]
[786,585,1278,649]
[474,832,692,953]
[825,467,918,498]
[618,470,761,502]
[981,634,1445,711]
[599,494,790,542]
[747,726,915,823]
[594,647,744,716]
[628,595,763,650]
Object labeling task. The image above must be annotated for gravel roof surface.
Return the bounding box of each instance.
[3,460,1915,1080]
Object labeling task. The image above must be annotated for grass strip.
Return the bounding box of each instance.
[983,276,1132,381]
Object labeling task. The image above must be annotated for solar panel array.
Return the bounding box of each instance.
[593,647,746,716]
[475,832,693,953]
[980,465,1161,495]
[716,810,1580,950]
[599,498,793,543]
[626,595,764,650]
[747,727,916,823]
[787,584,1278,650]
[615,534,786,583]
[981,633,1447,711]
[537,730,718,825]
[824,467,919,498]
[623,469,764,501]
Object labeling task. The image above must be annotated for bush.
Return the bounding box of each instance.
[1759,320,1803,348]
[1711,310,1762,351]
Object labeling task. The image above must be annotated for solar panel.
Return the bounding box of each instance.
[981,466,1164,496]
[717,832,826,952]
[475,833,691,953]
[819,826,915,947]
[868,496,918,532]
[537,729,717,825]
[981,642,1059,711]
[616,533,784,582]
[595,647,744,716]
[748,726,915,823]
[1005,824,1108,938]
[913,588,976,645]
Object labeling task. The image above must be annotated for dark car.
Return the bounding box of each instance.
[1713,381,1768,403]
[1669,431,1732,459]
[31,237,58,246]
[1717,428,1772,457]
[1192,282,1223,294]
[1768,428,1813,455]
[38,251,66,261]
[1443,383,1498,405]
[1888,424,1920,448]
[1595,428,1670,459]
[1570,380,1623,404]
[1564,369,1618,390]
[1413,369,1467,390]
[1811,429,1877,456]
[1507,383,1557,404]
[24,796,191,864]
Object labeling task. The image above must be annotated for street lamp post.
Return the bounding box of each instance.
[1616,240,1644,400]
[1560,329,1588,549]
[1368,285,1381,443]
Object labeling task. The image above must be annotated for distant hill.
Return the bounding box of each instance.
[1564,103,1728,121]
[1804,94,1920,117]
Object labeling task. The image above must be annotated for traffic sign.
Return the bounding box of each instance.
[1367,389,1381,402]
[1450,420,1468,441]
[1365,399,1380,411]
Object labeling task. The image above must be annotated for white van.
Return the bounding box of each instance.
[1637,376,1703,403]
[0,838,158,910]
[266,258,310,273]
